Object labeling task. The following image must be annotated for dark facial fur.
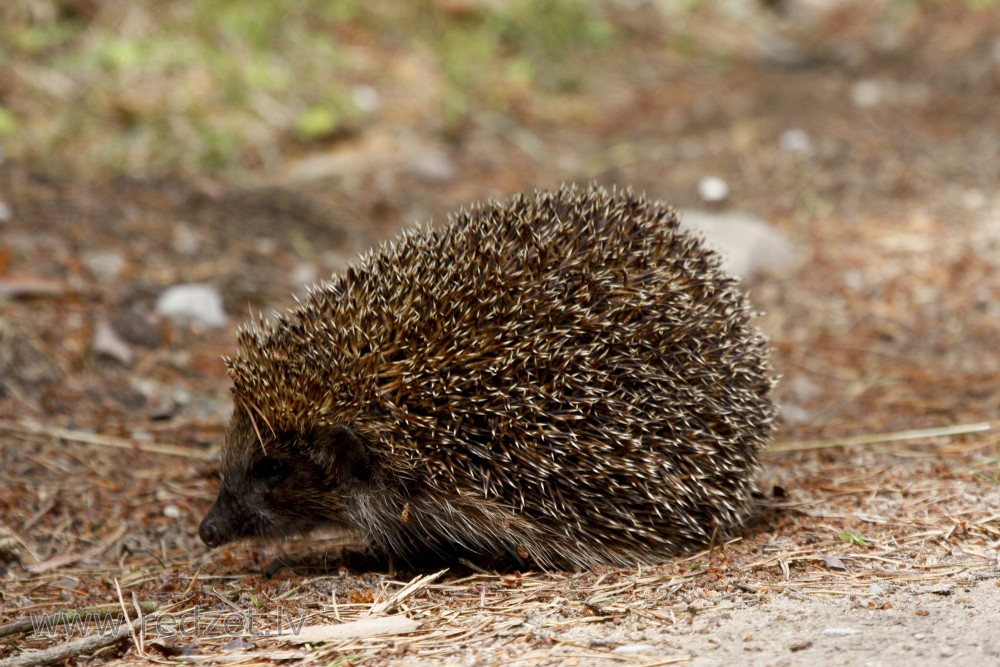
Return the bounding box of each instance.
[199,409,370,548]
[200,407,546,563]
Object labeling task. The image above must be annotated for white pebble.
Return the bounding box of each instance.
[822,627,861,637]
[613,644,658,655]
[408,149,455,184]
[172,222,203,256]
[291,262,318,289]
[851,79,883,108]
[155,284,227,328]
[780,128,812,153]
[163,505,181,519]
[82,250,126,281]
[352,85,381,113]
[172,386,192,405]
[779,403,810,424]
[961,188,986,210]
[698,176,729,203]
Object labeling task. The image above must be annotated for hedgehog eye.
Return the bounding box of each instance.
[251,457,291,480]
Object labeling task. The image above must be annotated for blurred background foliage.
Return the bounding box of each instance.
[0,0,993,179]
[0,0,616,176]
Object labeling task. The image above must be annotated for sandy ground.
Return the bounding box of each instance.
[573,579,1000,667]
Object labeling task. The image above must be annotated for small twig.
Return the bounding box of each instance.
[181,566,202,597]
[770,421,998,453]
[707,524,721,562]
[0,419,214,460]
[22,496,58,532]
[637,656,694,666]
[0,279,66,299]
[205,586,243,612]
[0,626,130,667]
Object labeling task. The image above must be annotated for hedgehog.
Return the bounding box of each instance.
[198,184,776,567]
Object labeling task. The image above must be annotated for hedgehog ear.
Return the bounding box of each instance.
[310,424,371,484]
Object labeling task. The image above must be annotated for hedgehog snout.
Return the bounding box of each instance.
[199,489,242,548]
[199,513,224,548]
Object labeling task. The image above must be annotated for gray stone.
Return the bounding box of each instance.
[155,283,227,328]
[680,210,799,278]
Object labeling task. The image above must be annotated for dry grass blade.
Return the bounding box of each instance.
[770,421,998,453]
[369,569,449,615]
[128,592,146,657]
[112,579,143,660]
[637,657,693,666]
[1,419,215,460]
[275,614,420,644]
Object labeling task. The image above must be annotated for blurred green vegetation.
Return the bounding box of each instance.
[0,0,994,178]
[0,0,612,177]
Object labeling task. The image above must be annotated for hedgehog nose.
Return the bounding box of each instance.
[199,516,223,548]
